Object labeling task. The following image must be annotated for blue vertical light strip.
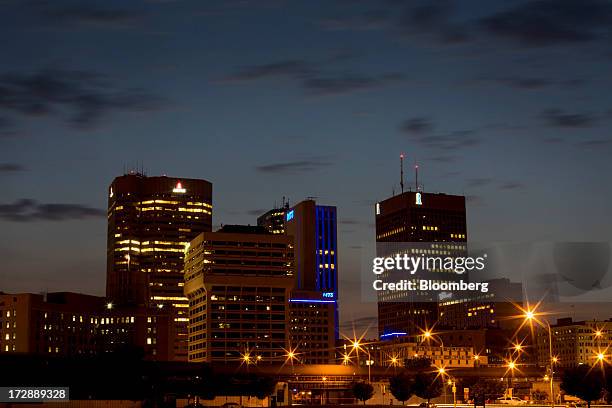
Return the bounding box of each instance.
[315,206,320,291]
[332,207,338,294]
[326,207,331,291]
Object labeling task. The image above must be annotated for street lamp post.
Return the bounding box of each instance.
[352,340,372,383]
[523,308,555,408]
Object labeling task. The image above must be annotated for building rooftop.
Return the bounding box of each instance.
[216,224,270,234]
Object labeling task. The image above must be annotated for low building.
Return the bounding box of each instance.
[536,317,612,368]
[0,292,174,360]
[377,339,486,368]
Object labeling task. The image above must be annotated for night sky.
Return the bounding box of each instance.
[1,0,612,336]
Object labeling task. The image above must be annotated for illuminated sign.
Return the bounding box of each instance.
[172,182,186,193]
[376,203,380,215]
[286,209,294,221]
[109,187,114,198]
[415,192,422,205]
[322,292,335,298]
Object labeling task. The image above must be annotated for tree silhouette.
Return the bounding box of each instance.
[413,372,442,404]
[561,365,604,408]
[352,381,375,405]
[465,378,506,401]
[532,390,548,403]
[405,357,432,370]
[389,371,415,405]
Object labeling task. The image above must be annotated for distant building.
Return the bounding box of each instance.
[257,200,289,234]
[376,339,485,368]
[106,173,212,360]
[375,191,467,338]
[184,225,295,363]
[536,317,612,368]
[438,278,523,331]
[0,292,174,360]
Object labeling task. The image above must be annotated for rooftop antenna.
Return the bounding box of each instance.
[415,161,419,191]
[400,153,405,194]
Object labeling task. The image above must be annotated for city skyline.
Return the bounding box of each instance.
[2,0,612,336]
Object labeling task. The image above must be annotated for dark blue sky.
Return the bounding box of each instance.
[1,0,612,335]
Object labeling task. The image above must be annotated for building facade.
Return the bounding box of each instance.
[257,200,289,235]
[375,191,467,338]
[289,290,336,364]
[536,317,612,368]
[106,173,212,360]
[284,199,339,362]
[184,225,295,363]
[0,292,174,360]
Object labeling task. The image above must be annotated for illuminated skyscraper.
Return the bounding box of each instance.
[284,200,338,295]
[257,203,289,235]
[284,199,338,362]
[375,191,467,338]
[184,225,294,363]
[106,172,212,360]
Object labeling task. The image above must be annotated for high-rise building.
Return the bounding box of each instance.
[375,191,467,338]
[183,225,295,363]
[106,173,212,360]
[284,199,339,362]
[284,200,338,295]
[257,200,289,235]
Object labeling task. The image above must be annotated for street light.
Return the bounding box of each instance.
[351,340,372,383]
[521,304,555,408]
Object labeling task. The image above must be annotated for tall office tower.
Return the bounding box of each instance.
[106,172,212,360]
[257,199,289,234]
[375,191,467,338]
[284,199,338,362]
[183,225,295,363]
[284,200,338,294]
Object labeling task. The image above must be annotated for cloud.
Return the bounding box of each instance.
[575,139,612,147]
[480,0,612,47]
[302,73,405,96]
[220,60,313,82]
[246,208,268,216]
[0,69,165,129]
[319,9,390,31]
[410,130,481,151]
[40,5,145,27]
[499,181,525,190]
[400,117,433,134]
[0,163,25,173]
[467,178,493,188]
[319,1,469,45]
[480,77,587,90]
[255,158,332,174]
[396,1,470,44]
[220,59,406,96]
[0,199,105,222]
[541,109,597,128]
